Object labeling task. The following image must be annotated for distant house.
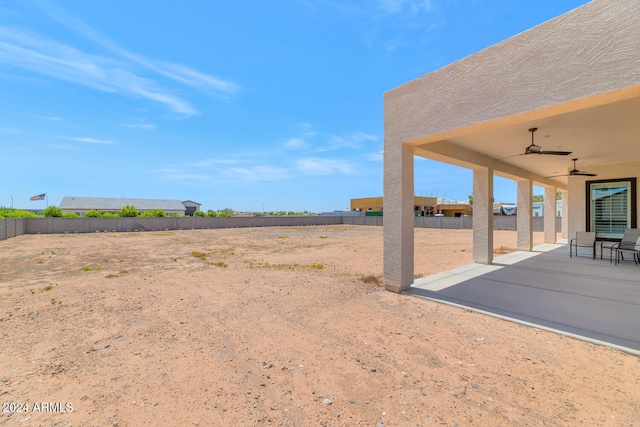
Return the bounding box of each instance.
[59,197,187,217]
[351,196,437,216]
[181,200,202,216]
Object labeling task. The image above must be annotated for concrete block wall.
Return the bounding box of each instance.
[0,218,25,240]
[1,215,559,242]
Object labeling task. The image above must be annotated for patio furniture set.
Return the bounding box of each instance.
[570,228,640,265]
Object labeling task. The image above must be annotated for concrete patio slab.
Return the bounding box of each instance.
[407,244,640,355]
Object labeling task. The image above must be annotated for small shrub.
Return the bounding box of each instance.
[494,246,517,255]
[360,274,383,286]
[62,213,79,218]
[43,284,53,291]
[101,212,119,218]
[191,251,207,260]
[206,210,217,217]
[42,206,63,217]
[140,209,166,218]
[209,261,228,268]
[119,205,139,217]
[85,210,103,217]
[0,207,39,218]
[193,211,206,217]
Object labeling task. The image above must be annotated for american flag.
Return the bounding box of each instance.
[30,193,46,201]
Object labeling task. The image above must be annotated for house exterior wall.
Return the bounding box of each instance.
[567,160,640,242]
[434,204,472,217]
[383,0,640,291]
[350,196,437,213]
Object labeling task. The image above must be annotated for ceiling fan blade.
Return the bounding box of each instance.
[539,150,573,155]
[546,173,568,178]
[497,153,525,160]
[571,171,597,176]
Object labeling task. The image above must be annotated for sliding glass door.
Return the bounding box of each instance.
[588,179,636,239]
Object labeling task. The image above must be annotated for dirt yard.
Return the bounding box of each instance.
[0,225,638,426]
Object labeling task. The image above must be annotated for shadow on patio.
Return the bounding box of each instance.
[407,243,640,355]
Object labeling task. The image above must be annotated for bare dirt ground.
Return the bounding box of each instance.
[0,225,638,426]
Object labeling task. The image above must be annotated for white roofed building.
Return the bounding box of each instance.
[59,197,187,217]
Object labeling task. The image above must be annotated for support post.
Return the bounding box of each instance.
[383,142,414,293]
[517,179,533,251]
[472,166,493,264]
[544,186,557,243]
[560,190,568,239]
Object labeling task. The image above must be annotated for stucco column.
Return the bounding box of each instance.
[560,190,568,239]
[383,142,414,293]
[472,166,493,264]
[543,186,557,243]
[517,179,533,251]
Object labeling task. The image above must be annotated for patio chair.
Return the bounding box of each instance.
[570,231,596,259]
[612,230,640,265]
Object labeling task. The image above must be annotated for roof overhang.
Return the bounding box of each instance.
[384,0,640,188]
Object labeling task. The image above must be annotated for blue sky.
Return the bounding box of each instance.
[1,0,588,212]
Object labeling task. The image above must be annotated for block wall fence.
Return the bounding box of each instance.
[1,216,561,243]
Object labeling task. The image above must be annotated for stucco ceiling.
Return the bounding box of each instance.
[436,95,640,185]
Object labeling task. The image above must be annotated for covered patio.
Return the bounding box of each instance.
[408,242,640,354]
[383,0,640,350]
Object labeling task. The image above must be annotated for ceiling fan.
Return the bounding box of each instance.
[547,158,597,178]
[499,127,572,160]
[522,127,572,155]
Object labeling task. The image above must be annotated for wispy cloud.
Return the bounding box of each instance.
[39,4,240,100]
[190,158,239,167]
[121,123,156,130]
[364,151,384,161]
[295,157,358,176]
[326,131,378,150]
[0,26,198,115]
[67,136,116,144]
[0,3,241,115]
[300,0,441,50]
[228,165,293,182]
[377,0,432,14]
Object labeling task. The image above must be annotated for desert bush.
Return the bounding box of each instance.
[0,207,39,218]
[206,210,217,217]
[85,210,102,217]
[119,205,139,217]
[42,206,63,217]
[140,209,166,218]
[360,274,383,286]
[193,211,206,217]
